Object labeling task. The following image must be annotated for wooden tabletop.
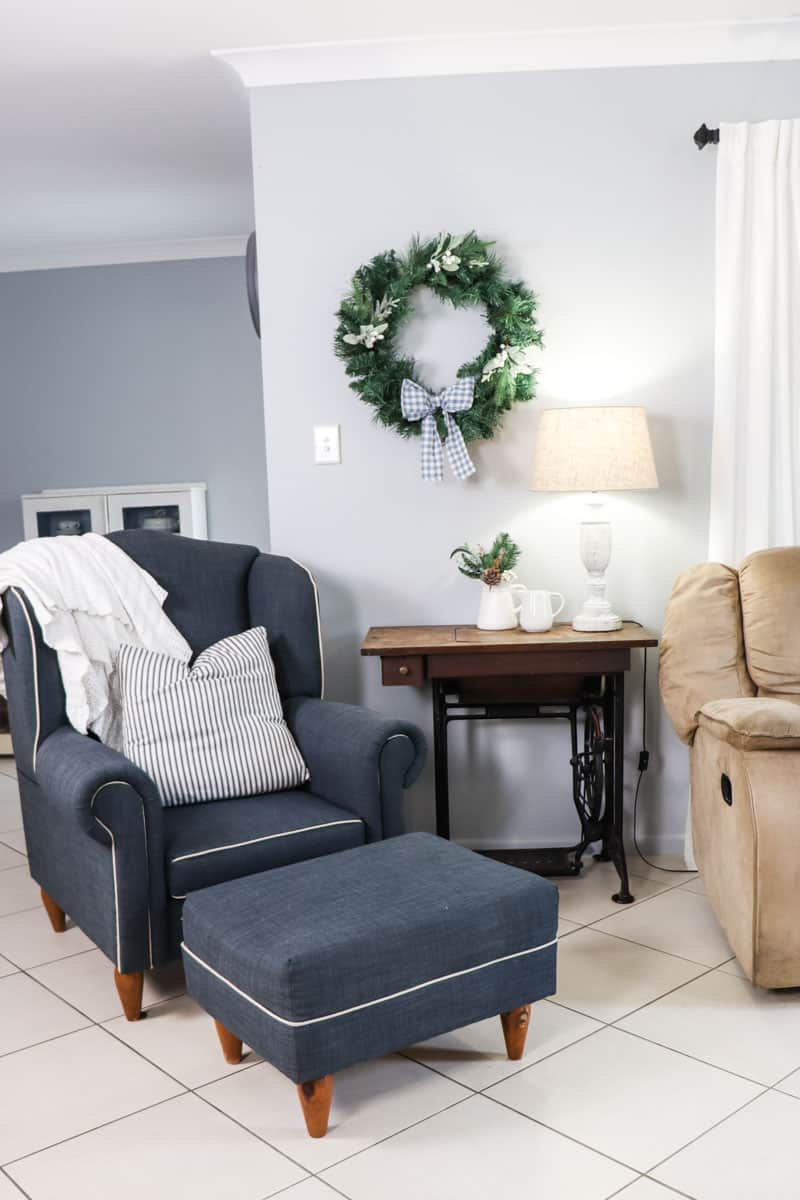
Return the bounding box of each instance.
[361,622,658,657]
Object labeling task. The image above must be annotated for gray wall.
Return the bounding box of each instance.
[250,61,799,853]
[0,256,267,551]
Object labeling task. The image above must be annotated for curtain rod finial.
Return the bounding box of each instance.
[694,123,720,150]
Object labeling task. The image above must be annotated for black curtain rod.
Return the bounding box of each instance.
[694,123,720,150]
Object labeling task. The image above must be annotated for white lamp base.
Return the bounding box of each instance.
[572,503,623,633]
[573,607,623,633]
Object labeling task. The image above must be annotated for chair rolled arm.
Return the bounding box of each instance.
[284,697,426,841]
[36,725,163,841]
[35,725,169,969]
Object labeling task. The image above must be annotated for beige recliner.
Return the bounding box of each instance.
[660,547,800,989]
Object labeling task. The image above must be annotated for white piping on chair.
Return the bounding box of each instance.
[92,810,121,973]
[378,733,415,803]
[91,780,155,971]
[170,818,363,865]
[181,936,557,1029]
[287,557,325,699]
[9,588,40,772]
[141,805,154,969]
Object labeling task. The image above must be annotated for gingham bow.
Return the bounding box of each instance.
[400,377,477,483]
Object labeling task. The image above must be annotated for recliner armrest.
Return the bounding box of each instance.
[284,697,426,841]
[697,698,800,752]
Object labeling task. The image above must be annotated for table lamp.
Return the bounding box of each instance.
[530,406,658,631]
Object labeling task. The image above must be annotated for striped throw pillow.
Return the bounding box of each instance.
[118,627,309,807]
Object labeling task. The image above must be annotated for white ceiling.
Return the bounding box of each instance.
[1,0,797,271]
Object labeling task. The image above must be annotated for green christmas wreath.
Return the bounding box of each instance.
[334,232,543,449]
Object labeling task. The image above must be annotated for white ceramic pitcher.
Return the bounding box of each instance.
[477,576,527,630]
[519,589,566,633]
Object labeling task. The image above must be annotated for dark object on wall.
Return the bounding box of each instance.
[245,232,260,338]
[694,123,720,150]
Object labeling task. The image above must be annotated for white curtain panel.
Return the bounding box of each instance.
[708,119,800,565]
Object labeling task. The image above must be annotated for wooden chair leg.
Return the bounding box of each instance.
[500,1004,532,1061]
[114,969,144,1021]
[40,888,65,933]
[214,1020,243,1065]
[297,1075,333,1138]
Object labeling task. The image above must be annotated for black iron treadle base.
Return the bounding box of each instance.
[480,846,584,877]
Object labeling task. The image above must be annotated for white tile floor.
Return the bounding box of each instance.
[1,754,799,1198]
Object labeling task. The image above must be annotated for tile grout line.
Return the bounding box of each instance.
[2,1093,193,1171]
[189,1088,317,1183]
[606,1022,772,1088]
[607,1173,697,1200]
[0,855,28,873]
[480,1087,646,1179]
[313,1093,478,1179]
[0,940,100,973]
[0,1019,93,1063]
[0,1165,31,1200]
[576,922,735,971]
[269,1170,353,1200]
[547,862,695,931]
[643,1085,770,1180]
[100,1011,267,1093]
[1,955,148,1050]
[198,1074,475,1181]
[642,1177,703,1199]
[0,903,41,921]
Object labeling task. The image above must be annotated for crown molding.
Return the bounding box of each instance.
[0,234,248,275]
[213,17,800,89]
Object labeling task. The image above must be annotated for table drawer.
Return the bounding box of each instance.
[381,655,425,686]
[427,648,630,678]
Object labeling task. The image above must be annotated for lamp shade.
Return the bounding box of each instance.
[530,405,659,492]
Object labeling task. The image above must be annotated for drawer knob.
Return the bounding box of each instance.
[398,664,410,676]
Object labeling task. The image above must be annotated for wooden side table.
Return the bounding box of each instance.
[361,622,658,903]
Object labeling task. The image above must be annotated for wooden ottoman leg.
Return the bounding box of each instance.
[114,969,144,1021]
[215,1020,243,1065]
[41,888,66,933]
[297,1075,333,1138]
[501,1004,532,1061]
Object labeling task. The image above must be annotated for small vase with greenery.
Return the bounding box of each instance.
[451,533,524,630]
[450,532,521,587]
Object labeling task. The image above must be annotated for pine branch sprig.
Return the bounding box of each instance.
[450,532,522,587]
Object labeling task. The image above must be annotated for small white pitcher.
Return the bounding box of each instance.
[477,576,527,631]
[519,589,566,633]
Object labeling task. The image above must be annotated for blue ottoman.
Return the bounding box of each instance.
[181,832,558,1136]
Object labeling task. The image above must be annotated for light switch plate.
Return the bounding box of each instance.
[314,425,341,465]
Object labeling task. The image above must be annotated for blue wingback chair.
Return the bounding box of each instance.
[1,531,426,1019]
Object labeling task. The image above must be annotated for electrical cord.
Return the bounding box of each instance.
[631,646,697,874]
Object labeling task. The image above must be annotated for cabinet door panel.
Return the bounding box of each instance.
[22,494,108,540]
[106,490,206,539]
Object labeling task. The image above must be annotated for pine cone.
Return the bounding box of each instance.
[482,566,503,588]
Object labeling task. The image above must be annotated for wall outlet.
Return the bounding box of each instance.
[314,425,341,465]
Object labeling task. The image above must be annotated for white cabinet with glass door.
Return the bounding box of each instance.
[21,483,207,541]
